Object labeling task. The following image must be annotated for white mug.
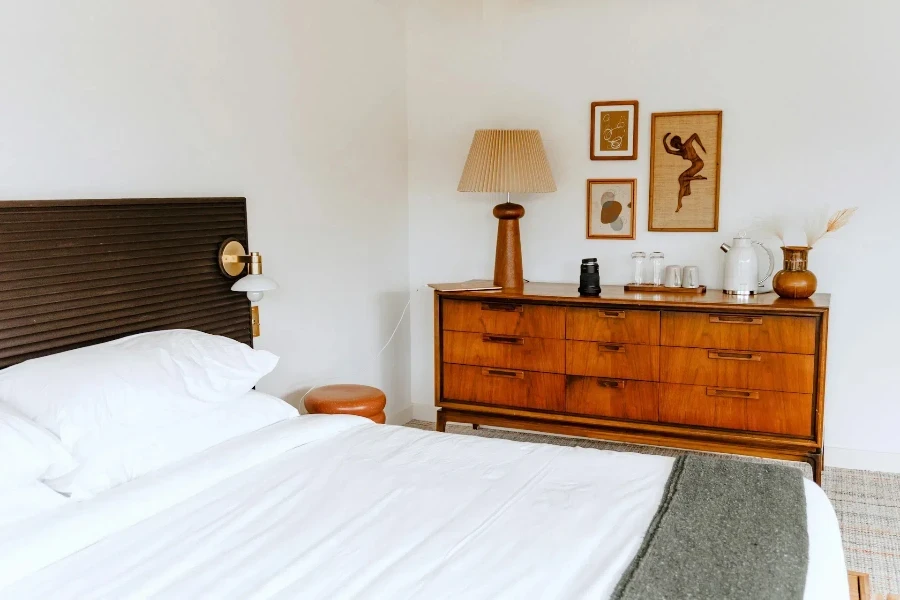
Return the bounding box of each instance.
[664,265,682,288]
[682,266,700,288]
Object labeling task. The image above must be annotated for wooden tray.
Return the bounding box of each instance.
[624,284,707,294]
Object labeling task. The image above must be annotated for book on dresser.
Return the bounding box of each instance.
[431,282,830,484]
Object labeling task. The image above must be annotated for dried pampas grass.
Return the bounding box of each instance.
[750,215,788,245]
[806,207,858,248]
[749,208,857,248]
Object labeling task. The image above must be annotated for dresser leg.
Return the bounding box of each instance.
[806,451,824,485]
[436,410,447,432]
[472,424,480,430]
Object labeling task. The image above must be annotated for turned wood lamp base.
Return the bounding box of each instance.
[456,129,556,290]
[493,201,525,290]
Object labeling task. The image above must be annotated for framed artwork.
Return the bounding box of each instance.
[590,100,639,160]
[648,110,722,231]
[586,179,636,239]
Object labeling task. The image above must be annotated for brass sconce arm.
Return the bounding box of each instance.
[219,239,264,277]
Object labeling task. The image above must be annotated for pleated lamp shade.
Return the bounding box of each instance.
[457,130,556,193]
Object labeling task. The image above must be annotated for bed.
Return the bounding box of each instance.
[0,199,849,599]
[0,414,847,599]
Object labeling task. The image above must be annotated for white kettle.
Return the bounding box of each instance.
[720,232,775,295]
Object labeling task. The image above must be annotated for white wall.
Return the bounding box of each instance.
[3,1,898,465]
[407,0,900,469]
[0,1,412,421]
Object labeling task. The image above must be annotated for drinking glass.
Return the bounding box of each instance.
[631,252,646,284]
[649,252,665,286]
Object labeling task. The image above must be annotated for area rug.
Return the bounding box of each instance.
[405,420,900,597]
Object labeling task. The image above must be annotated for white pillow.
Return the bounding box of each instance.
[0,481,69,528]
[47,391,298,500]
[106,329,279,403]
[0,330,279,455]
[0,403,74,487]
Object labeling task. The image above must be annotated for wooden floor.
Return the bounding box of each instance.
[851,571,900,600]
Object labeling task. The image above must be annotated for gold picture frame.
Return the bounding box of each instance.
[587,179,636,240]
[648,110,722,232]
[590,100,639,161]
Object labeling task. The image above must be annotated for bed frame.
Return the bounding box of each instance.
[0,198,252,369]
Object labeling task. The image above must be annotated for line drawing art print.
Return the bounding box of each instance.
[601,111,629,151]
[590,101,638,160]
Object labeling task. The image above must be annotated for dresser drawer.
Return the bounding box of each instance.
[442,299,565,339]
[566,341,659,381]
[659,347,814,394]
[443,331,565,373]
[661,311,816,354]
[443,364,565,411]
[567,307,660,345]
[566,377,658,421]
[658,383,813,437]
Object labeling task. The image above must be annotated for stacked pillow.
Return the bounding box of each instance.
[0,402,74,485]
[0,403,74,526]
[0,329,290,501]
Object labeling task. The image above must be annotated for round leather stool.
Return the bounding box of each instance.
[304,384,387,424]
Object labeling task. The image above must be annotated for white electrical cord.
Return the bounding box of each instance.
[376,298,411,359]
[299,295,412,404]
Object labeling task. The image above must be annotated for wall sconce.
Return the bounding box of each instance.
[219,238,278,337]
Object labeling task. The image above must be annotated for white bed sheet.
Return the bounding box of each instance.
[0,416,848,599]
[0,481,69,529]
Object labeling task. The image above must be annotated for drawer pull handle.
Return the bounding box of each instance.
[597,343,626,353]
[482,334,525,345]
[597,378,626,389]
[707,387,760,399]
[708,350,761,361]
[599,310,626,319]
[482,368,525,379]
[709,314,763,325]
[481,302,524,313]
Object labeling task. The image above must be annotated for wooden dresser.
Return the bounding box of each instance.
[432,283,830,483]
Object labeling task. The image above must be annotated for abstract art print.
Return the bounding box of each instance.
[587,179,636,239]
[648,111,722,231]
[590,101,639,160]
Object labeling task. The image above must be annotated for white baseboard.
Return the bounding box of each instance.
[387,405,415,426]
[824,446,900,474]
[411,403,438,422]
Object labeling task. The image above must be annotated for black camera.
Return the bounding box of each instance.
[578,258,601,296]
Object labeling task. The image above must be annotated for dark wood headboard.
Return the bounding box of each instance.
[0,198,253,368]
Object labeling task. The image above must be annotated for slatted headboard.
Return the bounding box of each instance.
[0,198,253,368]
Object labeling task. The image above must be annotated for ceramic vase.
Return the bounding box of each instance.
[772,246,817,299]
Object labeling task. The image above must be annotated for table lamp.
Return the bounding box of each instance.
[457,129,556,289]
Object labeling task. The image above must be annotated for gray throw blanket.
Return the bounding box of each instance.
[611,455,809,600]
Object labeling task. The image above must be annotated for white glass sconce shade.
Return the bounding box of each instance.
[231,274,278,302]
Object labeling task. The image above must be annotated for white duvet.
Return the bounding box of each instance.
[0,416,848,599]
